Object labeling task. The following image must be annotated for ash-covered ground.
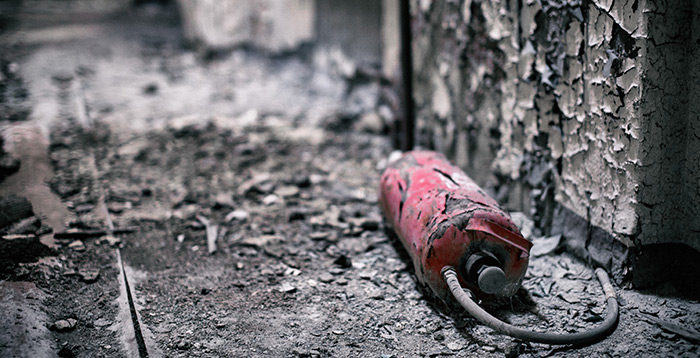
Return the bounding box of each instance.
[1,6,699,358]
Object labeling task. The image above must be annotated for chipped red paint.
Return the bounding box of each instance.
[379,151,532,301]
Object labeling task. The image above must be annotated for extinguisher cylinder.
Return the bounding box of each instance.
[379,151,532,301]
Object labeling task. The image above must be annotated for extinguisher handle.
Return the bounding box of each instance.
[443,266,619,345]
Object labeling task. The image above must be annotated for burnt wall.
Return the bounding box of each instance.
[410,0,700,281]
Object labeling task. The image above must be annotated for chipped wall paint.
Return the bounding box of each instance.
[410,0,700,276]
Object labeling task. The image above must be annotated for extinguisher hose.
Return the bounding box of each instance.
[442,266,619,345]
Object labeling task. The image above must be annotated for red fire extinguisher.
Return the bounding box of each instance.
[379,150,619,345]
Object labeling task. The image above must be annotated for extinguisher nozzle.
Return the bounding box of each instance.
[477,266,506,294]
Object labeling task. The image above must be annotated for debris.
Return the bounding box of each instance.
[177,234,185,243]
[334,254,352,268]
[310,329,323,337]
[310,231,336,242]
[328,268,345,276]
[225,209,249,222]
[4,216,41,235]
[196,215,218,254]
[505,342,525,358]
[239,235,284,248]
[68,240,86,252]
[0,195,34,229]
[288,210,306,221]
[335,278,348,286]
[54,227,137,239]
[78,268,100,283]
[367,288,383,299]
[94,318,111,328]
[107,201,132,214]
[264,246,284,258]
[582,310,604,323]
[213,192,235,208]
[274,185,300,198]
[319,273,334,283]
[57,347,76,357]
[446,341,464,351]
[640,313,700,344]
[347,217,380,231]
[557,292,580,304]
[143,83,158,95]
[153,324,174,333]
[359,270,376,280]
[531,235,562,257]
[176,340,191,350]
[263,194,280,205]
[102,235,121,247]
[285,267,301,276]
[354,111,384,133]
[509,212,534,239]
[52,318,78,332]
[1,234,36,240]
[279,282,297,293]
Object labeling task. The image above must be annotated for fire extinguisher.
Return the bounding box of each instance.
[379,151,618,345]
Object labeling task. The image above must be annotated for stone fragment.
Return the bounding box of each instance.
[358,270,376,280]
[274,185,300,198]
[78,268,100,283]
[94,318,111,328]
[107,201,132,214]
[213,192,235,208]
[225,209,249,222]
[279,282,297,293]
[53,318,78,332]
[176,340,191,350]
[447,341,464,351]
[319,273,334,283]
[68,240,85,252]
[103,235,121,247]
[263,194,280,205]
[239,235,284,248]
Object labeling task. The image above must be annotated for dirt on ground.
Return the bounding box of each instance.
[1,4,699,358]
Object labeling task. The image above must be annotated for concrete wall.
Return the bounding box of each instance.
[175,0,399,74]
[177,0,315,53]
[316,0,383,67]
[410,0,700,281]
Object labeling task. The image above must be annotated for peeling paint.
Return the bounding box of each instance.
[410,0,700,278]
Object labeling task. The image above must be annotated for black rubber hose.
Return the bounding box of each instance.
[442,266,619,345]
